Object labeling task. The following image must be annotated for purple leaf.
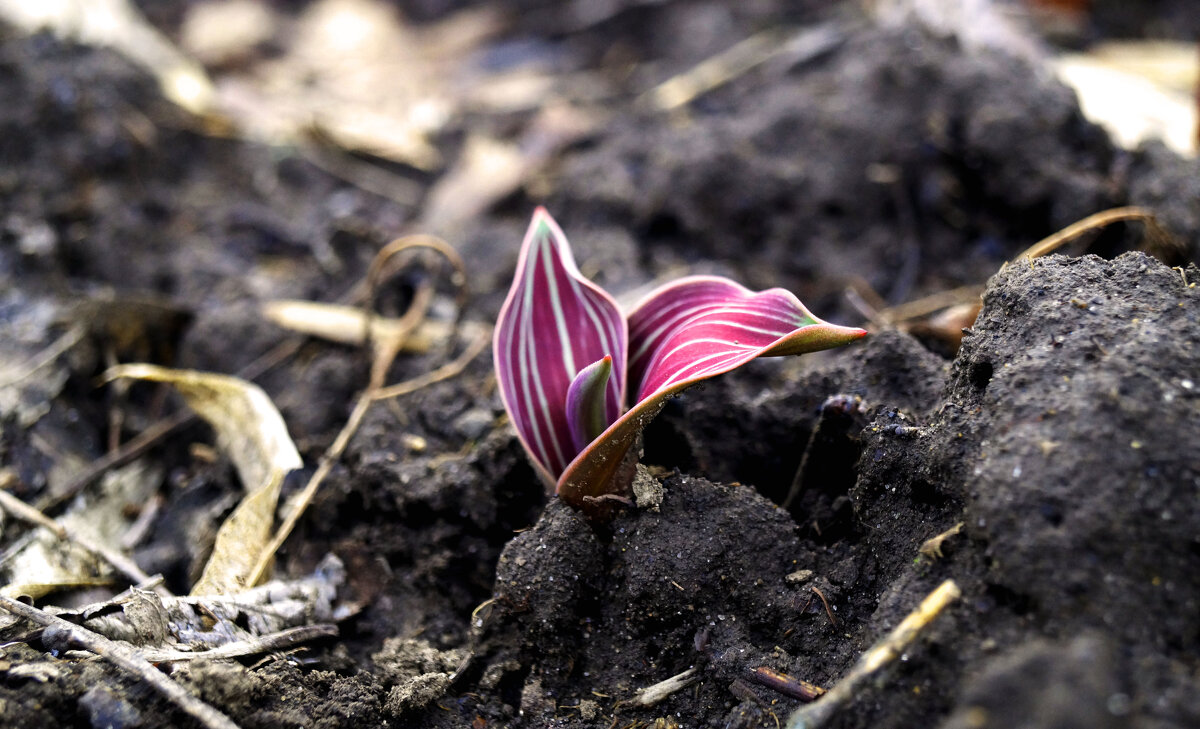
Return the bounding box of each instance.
[494,208,628,487]
[557,276,866,505]
[627,276,866,401]
[565,355,617,454]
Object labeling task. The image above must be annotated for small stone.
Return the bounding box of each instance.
[453,408,494,440]
[785,569,815,585]
[385,673,453,716]
[80,685,143,729]
[578,699,600,721]
[632,466,664,511]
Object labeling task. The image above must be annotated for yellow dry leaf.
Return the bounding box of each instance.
[1,462,160,600]
[0,579,115,601]
[420,134,526,233]
[0,0,215,114]
[105,365,302,595]
[1053,41,1197,157]
[262,300,482,355]
[191,481,284,596]
[262,300,411,348]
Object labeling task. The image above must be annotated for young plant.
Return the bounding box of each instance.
[495,208,867,509]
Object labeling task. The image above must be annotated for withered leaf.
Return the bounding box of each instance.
[105,365,302,595]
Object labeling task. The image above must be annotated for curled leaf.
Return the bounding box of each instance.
[565,355,616,454]
[493,208,628,486]
[628,276,855,401]
[105,365,302,595]
[560,292,866,504]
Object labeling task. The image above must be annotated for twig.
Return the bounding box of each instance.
[139,624,337,663]
[0,472,64,537]
[369,326,490,401]
[0,594,242,729]
[121,493,164,550]
[782,395,863,512]
[786,580,961,729]
[43,409,192,513]
[246,392,371,587]
[811,586,837,627]
[1173,265,1192,288]
[643,30,786,110]
[247,327,487,586]
[622,667,699,708]
[580,493,635,508]
[0,471,169,597]
[750,667,826,702]
[45,236,457,515]
[875,285,985,326]
[0,325,84,387]
[366,278,435,388]
[246,237,473,586]
[859,207,1176,337]
[299,141,422,208]
[643,24,844,110]
[1013,206,1170,261]
[841,279,887,327]
[918,522,964,560]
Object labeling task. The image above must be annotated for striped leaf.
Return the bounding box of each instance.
[493,208,627,488]
[565,355,617,454]
[557,276,866,505]
[627,276,866,402]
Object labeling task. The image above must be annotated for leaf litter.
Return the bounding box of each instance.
[103,364,303,597]
[0,233,485,728]
[1,1,1197,727]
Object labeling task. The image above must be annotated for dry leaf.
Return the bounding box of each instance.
[0,0,215,114]
[420,107,599,231]
[1053,41,1197,156]
[105,365,302,595]
[208,0,502,168]
[262,300,483,355]
[262,300,412,348]
[1,462,160,599]
[420,135,526,233]
[180,0,279,67]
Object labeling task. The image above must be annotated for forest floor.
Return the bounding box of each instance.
[0,1,1197,728]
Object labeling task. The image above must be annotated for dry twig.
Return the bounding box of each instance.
[643,24,844,110]
[621,667,700,708]
[918,522,964,560]
[369,327,490,401]
[247,236,475,586]
[874,285,984,327]
[139,624,337,663]
[811,586,838,627]
[0,470,167,596]
[0,594,241,729]
[1014,206,1175,261]
[751,667,826,702]
[786,580,961,729]
[0,325,84,388]
[44,338,304,513]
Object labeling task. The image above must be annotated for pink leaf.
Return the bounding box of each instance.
[557,276,866,506]
[627,276,865,401]
[565,355,617,454]
[494,208,628,487]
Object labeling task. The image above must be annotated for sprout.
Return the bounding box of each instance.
[495,208,866,508]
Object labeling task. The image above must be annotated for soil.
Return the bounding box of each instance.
[2,2,1199,729]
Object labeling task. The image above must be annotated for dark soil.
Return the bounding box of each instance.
[2,2,1198,729]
